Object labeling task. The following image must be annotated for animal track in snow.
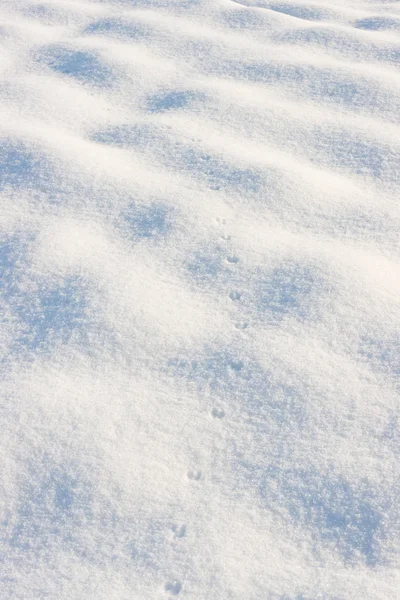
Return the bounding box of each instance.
[165,580,182,595]
[229,359,244,371]
[171,524,186,538]
[187,470,202,481]
[226,255,239,264]
[211,407,226,419]
[229,290,241,301]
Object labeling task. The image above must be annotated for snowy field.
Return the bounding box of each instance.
[0,0,400,598]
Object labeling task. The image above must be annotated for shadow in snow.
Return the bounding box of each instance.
[37,45,114,87]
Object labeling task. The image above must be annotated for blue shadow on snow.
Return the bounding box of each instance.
[84,18,148,39]
[146,89,204,113]
[121,201,171,240]
[93,123,262,193]
[260,467,385,565]
[37,45,114,87]
[0,140,52,193]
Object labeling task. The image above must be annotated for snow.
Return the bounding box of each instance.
[0,0,399,598]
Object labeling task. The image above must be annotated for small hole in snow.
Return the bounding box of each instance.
[187,470,202,481]
[235,321,249,330]
[165,581,182,595]
[229,291,241,301]
[211,407,225,419]
[226,256,239,264]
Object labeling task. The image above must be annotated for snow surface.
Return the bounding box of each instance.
[0,0,400,598]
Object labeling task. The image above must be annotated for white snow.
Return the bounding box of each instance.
[0,0,399,598]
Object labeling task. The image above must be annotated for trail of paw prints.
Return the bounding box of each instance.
[229,288,251,331]
[167,217,245,596]
[163,469,201,595]
[216,218,252,333]
[164,523,187,594]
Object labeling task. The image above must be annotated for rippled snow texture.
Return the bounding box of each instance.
[0,0,400,598]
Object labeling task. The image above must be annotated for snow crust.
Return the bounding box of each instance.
[0,0,399,598]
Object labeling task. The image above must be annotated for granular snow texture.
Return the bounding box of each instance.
[0,0,400,598]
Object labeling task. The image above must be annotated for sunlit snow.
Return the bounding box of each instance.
[0,0,399,598]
